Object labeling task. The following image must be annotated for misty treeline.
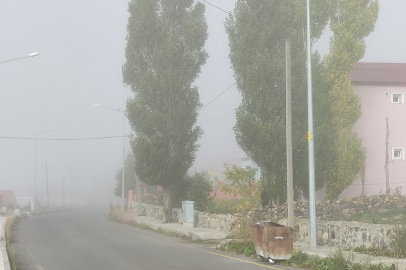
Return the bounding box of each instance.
[114,154,213,212]
[120,0,379,219]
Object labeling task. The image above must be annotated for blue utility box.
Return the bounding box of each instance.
[181,200,194,228]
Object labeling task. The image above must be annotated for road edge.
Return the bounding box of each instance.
[0,216,11,270]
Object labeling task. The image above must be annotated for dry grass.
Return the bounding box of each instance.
[5,216,18,270]
[106,204,192,240]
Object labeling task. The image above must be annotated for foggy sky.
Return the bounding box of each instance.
[0,1,405,205]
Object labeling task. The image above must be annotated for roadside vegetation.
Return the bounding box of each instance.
[106,204,193,240]
[342,208,405,224]
[5,216,18,270]
[282,249,396,270]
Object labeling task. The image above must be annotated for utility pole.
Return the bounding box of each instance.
[71,165,74,206]
[130,134,142,215]
[285,39,294,230]
[385,117,390,194]
[46,162,49,208]
[62,177,65,207]
[361,163,366,197]
[306,0,317,248]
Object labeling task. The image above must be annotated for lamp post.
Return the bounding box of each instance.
[94,103,126,210]
[34,128,58,211]
[0,52,40,64]
[306,0,317,248]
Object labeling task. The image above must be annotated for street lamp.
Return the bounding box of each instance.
[94,103,126,210]
[34,128,58,211]
[306,0,317,248]
[0,52,40,64]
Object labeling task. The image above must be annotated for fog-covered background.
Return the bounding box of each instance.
[0,0,405,206]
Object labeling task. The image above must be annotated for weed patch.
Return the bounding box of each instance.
[226,240,256,257]
[106,205,192,240]
[282,249,396,270]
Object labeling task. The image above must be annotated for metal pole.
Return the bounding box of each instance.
[34,134,37,211]
[286,39,294,230]
[130,135,142,214]
[46,162,49,208]
[62,177,65,207]
[306,0,317,248]
[122,113,125,211]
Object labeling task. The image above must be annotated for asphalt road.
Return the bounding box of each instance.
[11,207,299,270]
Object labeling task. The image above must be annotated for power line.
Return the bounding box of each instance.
[196,157,241,159]
[199,82,236,111]
[200,0,230,14]
[197,113,234,124]
[0,135,130,141]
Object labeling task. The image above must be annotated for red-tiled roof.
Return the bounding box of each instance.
[350,62,406,85]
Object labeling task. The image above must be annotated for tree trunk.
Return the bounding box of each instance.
[162,186,172,222]
[361,162,366,197]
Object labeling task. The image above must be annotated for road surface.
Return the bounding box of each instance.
[11,207,298,270]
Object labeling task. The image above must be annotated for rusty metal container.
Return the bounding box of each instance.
[251,221,293,261]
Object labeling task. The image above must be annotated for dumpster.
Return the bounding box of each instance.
[251,221,293,263]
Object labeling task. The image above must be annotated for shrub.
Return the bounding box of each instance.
[185,171,214,212]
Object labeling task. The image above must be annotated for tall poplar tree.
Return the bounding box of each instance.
[225,0,330,204]
[324,0,379,199]
[122,0,208,221]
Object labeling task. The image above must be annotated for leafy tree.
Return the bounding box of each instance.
[123,0,208,221]
[324,0,378,199]
[114,152,136,199]
[225,0,330,204]
[219,164,262,212]
[185,171,214,212]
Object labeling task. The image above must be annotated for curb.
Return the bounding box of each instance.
[136,220,227,241]
[0,217,11,270]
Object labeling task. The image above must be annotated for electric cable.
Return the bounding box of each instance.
[0,135,129,141]
[199,82,236,111]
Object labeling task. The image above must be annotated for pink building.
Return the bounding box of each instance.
[339,62,406,198]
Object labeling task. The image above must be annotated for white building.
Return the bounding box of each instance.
[241,157,261,182]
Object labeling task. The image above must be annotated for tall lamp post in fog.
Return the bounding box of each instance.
[0,52,40,64]
[34,128,58,211]
[94,103,126,210]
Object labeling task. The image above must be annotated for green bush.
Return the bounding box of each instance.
[185,171,214,211]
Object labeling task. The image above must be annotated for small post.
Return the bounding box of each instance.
[46,162,49,208]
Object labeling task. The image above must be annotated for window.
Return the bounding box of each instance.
[391,92,404,104]
[392,147,405,160]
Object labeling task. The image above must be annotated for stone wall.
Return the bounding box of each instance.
[295,220,395,249]
[130,195,404,248]
[129,203,238,233]
[254,194,406,221]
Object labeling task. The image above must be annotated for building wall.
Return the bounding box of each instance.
[241,158,261,182]
[340,84,406,198]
